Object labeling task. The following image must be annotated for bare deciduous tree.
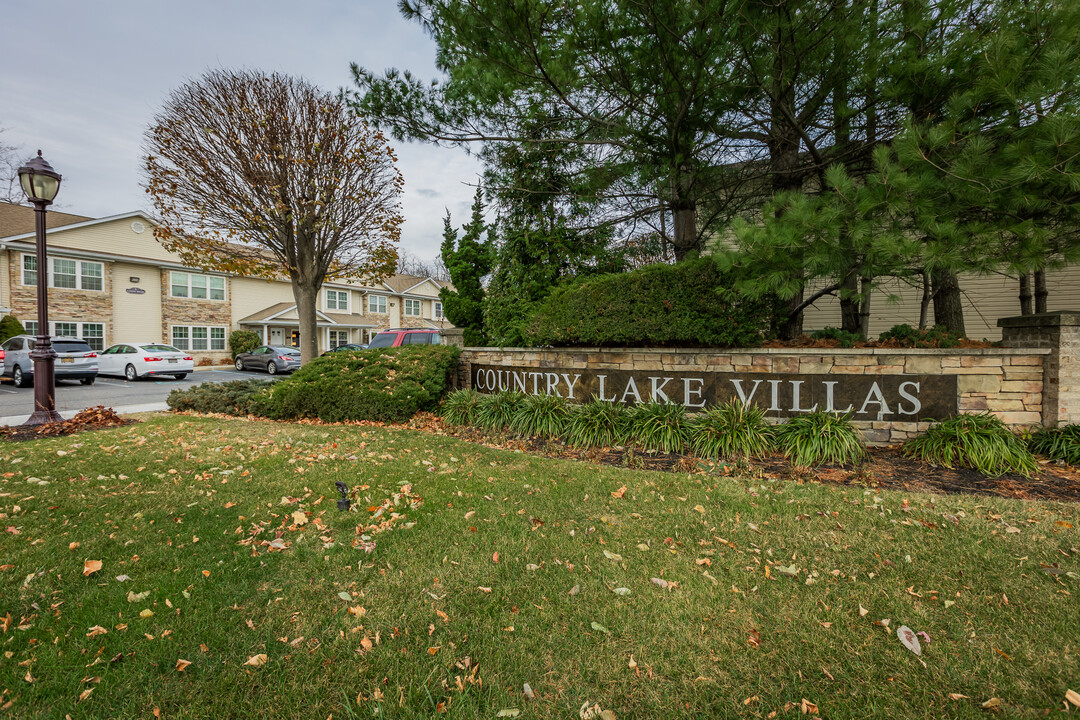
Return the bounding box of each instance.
[1,127,25,205]
[396,249,449,281]
[143,69,404,362]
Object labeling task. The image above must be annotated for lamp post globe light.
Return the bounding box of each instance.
[17,150,64,425]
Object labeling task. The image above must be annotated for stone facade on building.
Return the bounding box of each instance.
[7,248,115,343]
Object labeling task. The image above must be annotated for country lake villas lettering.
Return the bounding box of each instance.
[470,365,958,420]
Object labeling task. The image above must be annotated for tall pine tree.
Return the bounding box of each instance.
[440,187,496,346]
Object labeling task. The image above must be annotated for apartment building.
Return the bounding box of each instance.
[0,202,452,359]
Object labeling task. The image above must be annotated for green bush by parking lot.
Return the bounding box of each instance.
[253,345,460,423]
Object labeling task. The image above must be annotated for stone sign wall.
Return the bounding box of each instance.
[457,346,1051,445]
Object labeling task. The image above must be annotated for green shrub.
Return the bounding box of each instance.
[626,401,689,454]
[254,345,460,424]
[166,379,273,416]
[903,413,1037,477]
[810,327,861,348]
[0,315,26,343]
[441,389,482,426]
[475,391,528,432]
[776,412,867,467]
[689,401,775,460]
[229,329,262,358]
[510,393,572,438]
[525,257,771,348]
[1028,424,1080,466]
[878,324,962,348]
[565,398,631,449]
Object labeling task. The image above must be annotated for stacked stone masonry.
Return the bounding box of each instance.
[457,346,1051,446]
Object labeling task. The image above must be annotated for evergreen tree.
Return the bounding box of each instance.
[440,187,496,346]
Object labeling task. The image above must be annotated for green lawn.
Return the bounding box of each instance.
[1,414,1078,719]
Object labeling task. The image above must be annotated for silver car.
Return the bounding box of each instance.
[1,334,99,387]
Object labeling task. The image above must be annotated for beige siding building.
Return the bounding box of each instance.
[0,203,453,359]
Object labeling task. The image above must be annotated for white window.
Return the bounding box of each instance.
[22,255,37,286]
[48,321,105,350]
[329,329,349,348]
[81,262,103,291]
[172,325,227,351]
[170,271,225,300]
[23,255,104,290]
[404,298,422,317]
[55,321,78,337]
[368,294,387,314]
[326,289,349,311]
[52,259,77,289]
[433,301,444,320]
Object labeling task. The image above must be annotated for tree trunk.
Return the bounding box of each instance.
[292,279,320,365]
[918,271,931,330]
[931,268,966,336]
[1034,268,1048,313]
[1019,272,1033,315]
[839,272,860,332]
[857,276,873,339]
[777,292,805,340]
[669,166,698,261]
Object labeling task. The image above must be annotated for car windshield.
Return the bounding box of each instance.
[141,344,182,353]
[366,333,395,348]
[53,341,92,354]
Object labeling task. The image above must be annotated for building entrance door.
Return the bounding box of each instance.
[270,328,284,345]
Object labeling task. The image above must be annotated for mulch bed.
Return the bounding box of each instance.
[0,405,135,442]
[418,415,1080,504]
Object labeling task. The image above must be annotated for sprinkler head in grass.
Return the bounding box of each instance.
[335,481,351,511]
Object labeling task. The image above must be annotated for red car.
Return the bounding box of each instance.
[365,328,442,348]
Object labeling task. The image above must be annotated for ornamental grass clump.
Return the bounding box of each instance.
[626,401,689,454]
[903,413,1037,477]
[1027,424,1080,466]
[689,401,775,460]
[776,411,867,467]
[475,391,528,432]
[565,398,631,449]
[510,392,572,439]
[441,389,482,427]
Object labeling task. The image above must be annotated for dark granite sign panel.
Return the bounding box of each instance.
[470,364,958,420]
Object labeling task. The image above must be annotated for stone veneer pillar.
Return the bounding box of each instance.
[999,311,1080,427]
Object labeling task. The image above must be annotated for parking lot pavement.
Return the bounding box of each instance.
[0,367,282,426]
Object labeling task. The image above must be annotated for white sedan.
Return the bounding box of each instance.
[98,343,194,381]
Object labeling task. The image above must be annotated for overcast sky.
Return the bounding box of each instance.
[0,0,480,262]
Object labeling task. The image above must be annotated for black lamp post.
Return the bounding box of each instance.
[17,150,64,426]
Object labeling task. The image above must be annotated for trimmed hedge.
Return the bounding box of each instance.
[524,257,771,347]
[254,345,460,423]
[0,315,26,344]
[166,379,273,416]
[229,329,262,359]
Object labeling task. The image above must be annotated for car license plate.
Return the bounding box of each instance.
[61,357,74,364]
[168,358,177,363]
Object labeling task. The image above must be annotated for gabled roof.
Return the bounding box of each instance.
[0,201,93,238]
[380,273,448,294]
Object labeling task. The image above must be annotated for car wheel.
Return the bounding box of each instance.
[125,364,139,382]
[266,361,278,376]
[235,358,245,371]
[81,377,95,386]
[174,373,188,380]
[12,366,29,388]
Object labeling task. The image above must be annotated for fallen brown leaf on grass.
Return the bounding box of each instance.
[800,698,819,715]
[611,485,627,499]
[175,659,191,672]
[244,654,268,667]
[86,625,108,638]
[948,693,969,700]
[83,559,102,576]
[1065,689,1080,708]
[747,629,761,648]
